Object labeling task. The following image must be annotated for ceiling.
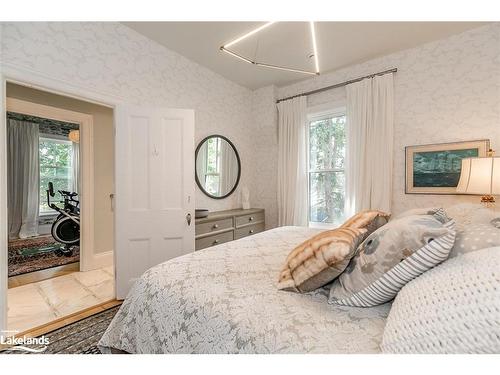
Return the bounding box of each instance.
[123,22,487,90]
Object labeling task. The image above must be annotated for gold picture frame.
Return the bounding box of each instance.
[405,139,490,194]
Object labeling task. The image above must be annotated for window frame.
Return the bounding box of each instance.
[38,134,75,216]
[202,136,221,195]
[306,105,347,228]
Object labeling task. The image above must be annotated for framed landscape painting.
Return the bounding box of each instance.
[405,139,490,194]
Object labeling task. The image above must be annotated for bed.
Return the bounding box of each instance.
[98,226,391,354]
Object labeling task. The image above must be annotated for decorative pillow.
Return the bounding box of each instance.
[449,220,500,258]
[328,211,456,307]
[393,207,441,220]
[445,203,498,229]
[340,210,390,240]
[277,227,367,293]
[381,246,500,354]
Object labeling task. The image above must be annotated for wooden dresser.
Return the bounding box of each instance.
[195,208,265,250]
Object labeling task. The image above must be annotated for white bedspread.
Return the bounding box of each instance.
[99,226,391,354]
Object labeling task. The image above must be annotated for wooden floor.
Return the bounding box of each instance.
[16,299,122,339]
[8,262,80,288]
[8,266,115,333]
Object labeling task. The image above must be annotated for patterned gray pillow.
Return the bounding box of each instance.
[393,207,441,220]
[329,211,456,307]
[449,219,500,258]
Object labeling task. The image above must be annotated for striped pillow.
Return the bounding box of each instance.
[329,215,456,307]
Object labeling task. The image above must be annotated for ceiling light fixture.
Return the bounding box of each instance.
[254,62,318,75]
[223,22,275,49]
[310,21,320,74]
[221,48,253,64]
[220,22,320,76]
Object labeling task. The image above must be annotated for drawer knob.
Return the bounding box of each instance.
[249,230,254,234]
[249,216,254,221]
[212,224,219,229]
[213,239,219,245]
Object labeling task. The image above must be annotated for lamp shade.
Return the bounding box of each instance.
[456,157,500,195]
[68,129,80,143]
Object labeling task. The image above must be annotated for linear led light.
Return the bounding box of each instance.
[219,48,253,64]
[222,22,275,49]
[310,22,320,74]
[254,62,318,75]
[220,21,321,76]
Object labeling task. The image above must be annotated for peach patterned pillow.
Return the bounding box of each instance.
[278,227,367,293]
[340,210,391,238]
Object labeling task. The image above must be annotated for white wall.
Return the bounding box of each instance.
[254,23,500,224]
[251,85,278,229]
[0,22,254,213]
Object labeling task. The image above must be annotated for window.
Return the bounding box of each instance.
[308,110,346,226]
[39,136,74,214]
[202,136,221,196]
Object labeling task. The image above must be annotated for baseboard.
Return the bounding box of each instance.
[8,263,80,288]
[81,250,113,272]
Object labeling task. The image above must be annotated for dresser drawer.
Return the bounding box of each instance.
[234,223,265,240]
[195,231,234,250]
[235,211,264,227]
[195,218,233,236]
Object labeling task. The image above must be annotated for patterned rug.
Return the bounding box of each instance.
[1,305,121,354]
[8,235,79,277]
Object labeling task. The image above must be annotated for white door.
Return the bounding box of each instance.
[114,106,195,299]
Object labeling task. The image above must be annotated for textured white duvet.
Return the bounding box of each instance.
[98,226,391,354]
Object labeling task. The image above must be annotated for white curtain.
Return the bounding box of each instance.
[196,142,208,188]
[345,73,394,215]
[219,139,237,195]
[277,96,308,226]
[7,119,40,239]
[72,141,80,194]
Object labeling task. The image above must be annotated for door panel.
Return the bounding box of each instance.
[115,106,194,299]
[128,116,151,211]
[160,117,183,209]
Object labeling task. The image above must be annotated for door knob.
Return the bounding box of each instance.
[186,213,192,226]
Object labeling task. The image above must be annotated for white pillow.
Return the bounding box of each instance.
[381,246,500,354]
[445,203,499,230]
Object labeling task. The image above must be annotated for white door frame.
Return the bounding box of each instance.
[0,64,122,333]
[6,97,97,271]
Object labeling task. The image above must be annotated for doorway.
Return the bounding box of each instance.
[7,111,81,282]
[4,83,116,335]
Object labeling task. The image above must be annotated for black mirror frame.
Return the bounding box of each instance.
[195,134,241,200]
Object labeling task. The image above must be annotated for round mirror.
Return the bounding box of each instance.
[195,135,241,199]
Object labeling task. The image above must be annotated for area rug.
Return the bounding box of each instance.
[1,305,121,354]
[8,235,79,277]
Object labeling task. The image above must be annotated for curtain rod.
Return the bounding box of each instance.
[276,68,397,104]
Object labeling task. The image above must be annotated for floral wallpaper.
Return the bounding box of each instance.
[251,85,279,228]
